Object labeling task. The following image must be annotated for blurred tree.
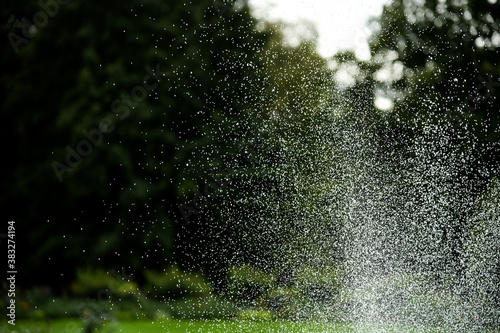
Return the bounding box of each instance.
[366,0,500,283]
[370,0,500,176]
[0,0,269,289]
[170,21,338,290]
[258,21,332,117]
[215,25,348,277]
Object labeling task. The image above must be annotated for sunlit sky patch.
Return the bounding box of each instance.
[249,0,390,59]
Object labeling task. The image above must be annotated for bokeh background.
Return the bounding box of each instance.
[1,0,499,330]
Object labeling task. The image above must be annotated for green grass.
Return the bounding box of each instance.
[2,319,351,333]
[117,320,355,333]
[0,319,470,333]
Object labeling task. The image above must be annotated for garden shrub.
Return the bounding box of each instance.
[144,265,212,299]
[166,295,238,320]
[237,308,274,321]
[294,265,341,302]
[258,286,300,319]
[226,264,275,304]
[70,268,138,298]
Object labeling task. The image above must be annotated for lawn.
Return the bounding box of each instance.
[3,320,345,333]
[0,319,451,333]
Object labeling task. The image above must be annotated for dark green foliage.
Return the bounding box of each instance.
[1,0,269,289]
[144,266,212,299]
[371,0,500,172]
[166,295,238,320]
[226,264,274,304]
[70,268,138,298]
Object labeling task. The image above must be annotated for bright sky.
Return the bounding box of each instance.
[249,0,391,59]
